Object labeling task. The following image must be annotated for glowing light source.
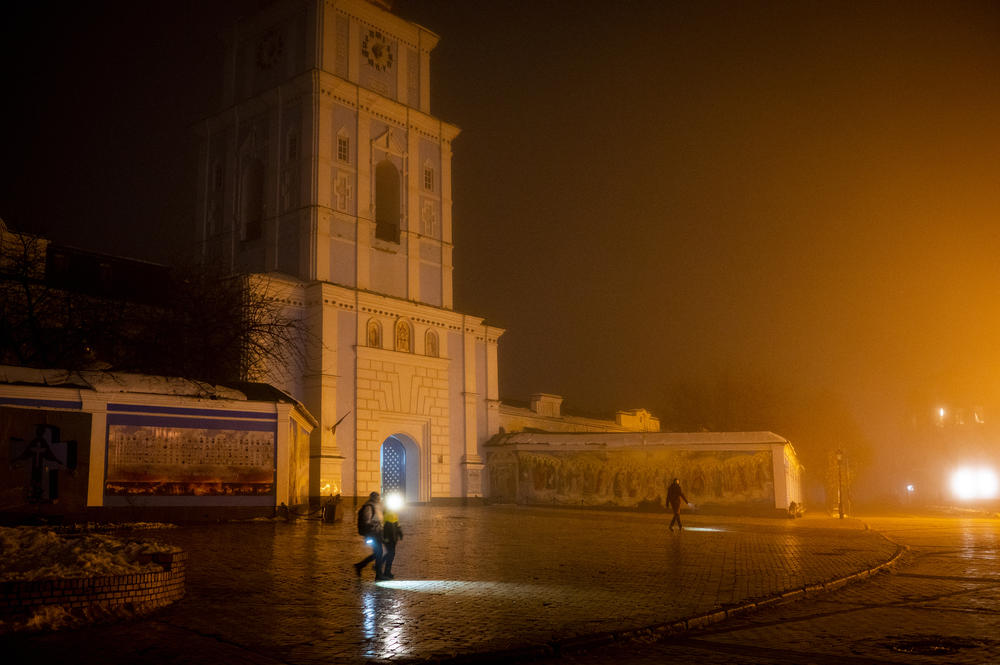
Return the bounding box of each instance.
[950,467,999,500]
[906,484,915,492]
[384,491,405,511]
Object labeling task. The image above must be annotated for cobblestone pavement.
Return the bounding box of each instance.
[538,515,1000,664]
[2,505,900,664]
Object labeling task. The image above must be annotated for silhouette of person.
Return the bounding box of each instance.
[666,478,689,531]
[354,492,385,580]
[381,508,403,579]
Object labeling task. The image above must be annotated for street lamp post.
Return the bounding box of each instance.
[837,449,844,519]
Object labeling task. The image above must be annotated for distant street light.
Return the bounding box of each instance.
[836,449,844,519]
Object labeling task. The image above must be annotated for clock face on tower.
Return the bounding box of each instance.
[255,30,284,70]
[362,29,394,72]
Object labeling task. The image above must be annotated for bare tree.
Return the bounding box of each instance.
[0,223,304,385]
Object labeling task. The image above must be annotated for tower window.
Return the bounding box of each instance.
[337,134,350,163]
[423,166,434,192]
[366,319,382,348]
[375,160,400,243]
[395,319,411,353]
[240,158,265,241]
[287,132,299,160]
[425,330,439,357]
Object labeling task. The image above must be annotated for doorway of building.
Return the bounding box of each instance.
[380,434,420,503]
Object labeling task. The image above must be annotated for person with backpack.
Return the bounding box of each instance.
[666,478,690,531]
[353,491,385,579]
[380,507,403,579]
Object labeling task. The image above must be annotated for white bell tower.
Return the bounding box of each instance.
[196,0,502,504]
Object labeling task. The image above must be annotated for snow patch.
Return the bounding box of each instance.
[0,526,178,581]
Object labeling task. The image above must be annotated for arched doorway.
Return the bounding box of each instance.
[380,434,420,503]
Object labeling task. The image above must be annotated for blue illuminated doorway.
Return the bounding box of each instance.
[380,434,420,502]
[381,437,405,497]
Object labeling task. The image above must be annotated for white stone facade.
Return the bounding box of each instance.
[196,0,503,503]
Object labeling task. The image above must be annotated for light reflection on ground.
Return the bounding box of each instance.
[373,579,561,596]
[678,526,725,532]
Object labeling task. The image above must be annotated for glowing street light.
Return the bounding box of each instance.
[950,467,999,501]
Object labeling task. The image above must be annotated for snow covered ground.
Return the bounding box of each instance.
[0,525,181,633]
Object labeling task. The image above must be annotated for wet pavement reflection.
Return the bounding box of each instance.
[4,505,899,664]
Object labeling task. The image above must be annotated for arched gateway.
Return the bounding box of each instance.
[380,435,420,503]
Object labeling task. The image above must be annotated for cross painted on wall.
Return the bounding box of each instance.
[9,424,77,503]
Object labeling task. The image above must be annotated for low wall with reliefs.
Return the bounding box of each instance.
[485,431,802,514]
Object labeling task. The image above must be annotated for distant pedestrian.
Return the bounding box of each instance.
[666,478,689,531]
[354,492,385,580]
[381,508,404,579]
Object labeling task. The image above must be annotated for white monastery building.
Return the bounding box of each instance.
[196,0,505,503]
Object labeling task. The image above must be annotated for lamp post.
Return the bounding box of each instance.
[836,449,844,519]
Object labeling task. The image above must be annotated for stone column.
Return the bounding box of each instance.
[356,105,372,290]
[82,394,107,508]
[304,284,345,500]
[460,320,483,497]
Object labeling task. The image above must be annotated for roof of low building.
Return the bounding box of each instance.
[0,365,316,426]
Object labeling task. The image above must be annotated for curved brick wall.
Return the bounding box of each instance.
[0,551,186,620]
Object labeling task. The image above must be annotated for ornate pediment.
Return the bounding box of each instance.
[371,128,407,158]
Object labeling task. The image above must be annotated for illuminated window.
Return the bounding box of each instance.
[375,160,400,243]
[425,330,439,357]
[337,132,350,163]
[395,319,411,353]
[366,319,382,348]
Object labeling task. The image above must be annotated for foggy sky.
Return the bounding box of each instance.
[4,1,1000,493]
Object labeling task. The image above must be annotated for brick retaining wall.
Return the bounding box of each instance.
[0,551,186,620]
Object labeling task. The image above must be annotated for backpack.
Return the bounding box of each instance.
[357,503,372,535]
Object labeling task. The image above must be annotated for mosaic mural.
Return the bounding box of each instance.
[487,448,774,508]
[105,424,275,496]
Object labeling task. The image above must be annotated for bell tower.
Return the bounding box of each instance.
[195,0,502,505]
[197,0,456,309]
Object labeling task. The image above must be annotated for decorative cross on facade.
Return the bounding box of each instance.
[335,175,352,211]
[10,424,77,503]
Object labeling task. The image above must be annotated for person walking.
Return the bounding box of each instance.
[666,478,689,531]
[381,508,404,579]
[354,491,385,579]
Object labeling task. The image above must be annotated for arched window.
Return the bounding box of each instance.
[375,160,400,243]
[366,319,382,348]
[425,330,439,358]
[395,319,411,353]
[240,158,265,241]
